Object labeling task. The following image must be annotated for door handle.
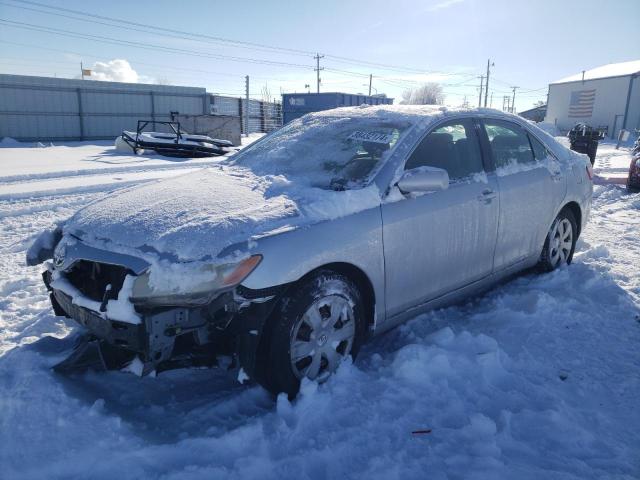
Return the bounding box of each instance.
[477,189,497,202]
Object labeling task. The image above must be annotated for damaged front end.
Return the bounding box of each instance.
[34,234,281,380]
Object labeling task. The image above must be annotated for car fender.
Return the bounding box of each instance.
[241,205,386,327]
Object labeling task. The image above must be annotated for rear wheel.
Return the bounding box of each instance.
[260,270,365,397]
[539,209,577,271]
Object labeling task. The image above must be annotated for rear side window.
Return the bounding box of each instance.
[483,120,535,167]
[405,119,484,181]
[528,134,548,161]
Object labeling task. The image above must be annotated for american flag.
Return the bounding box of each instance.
[568,89,596,118]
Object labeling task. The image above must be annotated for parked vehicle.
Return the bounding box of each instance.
[27,106,593,397]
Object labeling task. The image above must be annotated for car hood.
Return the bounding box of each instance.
[64,166,382,263]
[65,166,301,262]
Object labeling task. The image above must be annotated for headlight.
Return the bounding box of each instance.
[131,255,262,306]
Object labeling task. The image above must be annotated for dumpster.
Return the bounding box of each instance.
[568,123,605,165]
[282,92,393,124]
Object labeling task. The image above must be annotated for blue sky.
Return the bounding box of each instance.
[1,0,639,111]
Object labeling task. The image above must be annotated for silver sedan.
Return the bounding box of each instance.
[30,106,593,397]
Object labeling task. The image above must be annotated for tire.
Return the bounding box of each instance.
[260,269,366,398]
[539,208,578,272]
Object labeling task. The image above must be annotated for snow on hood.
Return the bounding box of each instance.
[64,165,381,263]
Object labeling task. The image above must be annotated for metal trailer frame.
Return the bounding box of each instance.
[121,120,232,157]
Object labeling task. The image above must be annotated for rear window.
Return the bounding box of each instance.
[483,120,535,167]
[528,134,548,161]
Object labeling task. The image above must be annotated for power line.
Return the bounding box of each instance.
[3,0,314,56]
[4,0,454,76]
[0,19,316,69]
[1,17,471,89]
[0,0,312,59]
[0,40,299,83]
[3,0,547,98]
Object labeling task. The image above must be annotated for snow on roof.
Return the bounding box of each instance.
[309,104,512,120]
[551,60,640,84]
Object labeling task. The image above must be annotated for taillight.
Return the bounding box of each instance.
[585,164,593,181]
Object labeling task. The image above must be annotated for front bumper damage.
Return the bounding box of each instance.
[43,265,282,380]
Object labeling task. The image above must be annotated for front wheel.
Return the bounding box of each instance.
[260,270,365,397]
[539,209,577,271]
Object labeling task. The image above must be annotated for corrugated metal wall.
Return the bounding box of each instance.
[0,74,207,141]
[0,74,284,141]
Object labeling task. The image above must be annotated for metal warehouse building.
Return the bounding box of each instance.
[0,74,283,142]
[0,74,209,141]
[282,92,393,124]
[544,60,640,138]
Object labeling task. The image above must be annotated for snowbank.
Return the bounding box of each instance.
[1,121,639,480]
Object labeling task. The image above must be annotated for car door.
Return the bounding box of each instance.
[480,119,558,271]
[381,117,500,318]
[528,130,567,207]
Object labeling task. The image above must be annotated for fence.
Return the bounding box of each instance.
[0,74,283,142]
[210,95,282,134]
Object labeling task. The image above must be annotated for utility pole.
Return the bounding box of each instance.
[510,86,519,113]
[80,61,84,80]
[502,95,510,112]
[490,91,493,108]
[368,74,373,96]
[484,59,494,108]
[477,75,484,108]
[245,75,249,137]
[314,53,324,93]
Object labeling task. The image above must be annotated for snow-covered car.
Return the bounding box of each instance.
[28,106,593,397]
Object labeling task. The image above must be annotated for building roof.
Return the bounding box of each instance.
[519,104,547,115]
[551,60,640,85]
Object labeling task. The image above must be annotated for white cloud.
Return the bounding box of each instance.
[426,0,464,12]
[88,59,139,83]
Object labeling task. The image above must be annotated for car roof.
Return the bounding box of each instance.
[309,104,522,122]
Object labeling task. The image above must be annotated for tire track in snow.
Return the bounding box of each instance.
[0,160,217,186]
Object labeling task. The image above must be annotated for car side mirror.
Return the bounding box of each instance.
[397,167,449,194]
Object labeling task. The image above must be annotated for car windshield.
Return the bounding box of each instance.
[231,115,412,190]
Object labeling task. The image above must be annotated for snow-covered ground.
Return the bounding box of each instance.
[0,137,638,479]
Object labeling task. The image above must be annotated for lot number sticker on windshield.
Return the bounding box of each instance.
[347,131,394,144]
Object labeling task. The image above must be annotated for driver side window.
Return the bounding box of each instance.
[404,119,484,181]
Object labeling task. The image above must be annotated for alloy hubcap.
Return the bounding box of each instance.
[290,294,355,381]
[549,218,573,266]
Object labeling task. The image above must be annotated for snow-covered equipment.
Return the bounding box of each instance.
[119,120,233,158]
[568,123,605,165]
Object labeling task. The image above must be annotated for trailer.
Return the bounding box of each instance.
[119,120,233,157]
